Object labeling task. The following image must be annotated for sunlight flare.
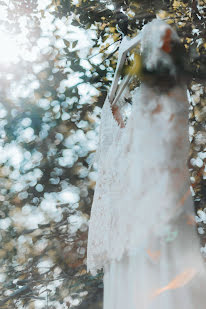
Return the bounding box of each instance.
[0,30,20,64]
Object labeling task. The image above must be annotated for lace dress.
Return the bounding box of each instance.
[87,20,206,309]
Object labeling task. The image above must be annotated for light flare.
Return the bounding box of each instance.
[151,268,197,298]
[0,30,20,64]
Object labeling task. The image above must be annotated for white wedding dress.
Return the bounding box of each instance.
[87,20,206,308]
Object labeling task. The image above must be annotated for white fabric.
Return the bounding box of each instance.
[87,84,195,275]
[103,203,206,309]
[140,19,179,73]
[87,19,206,308]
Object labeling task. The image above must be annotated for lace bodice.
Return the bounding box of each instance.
[87,83,191,275]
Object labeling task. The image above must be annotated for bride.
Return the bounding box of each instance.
[87,19,206,308]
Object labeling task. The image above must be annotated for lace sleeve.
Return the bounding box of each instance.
[93,96,122,167]
[87,96,123,275]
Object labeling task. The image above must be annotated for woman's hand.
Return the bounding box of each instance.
[111,104,125,128]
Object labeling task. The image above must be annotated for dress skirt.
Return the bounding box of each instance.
[103,204,206,309]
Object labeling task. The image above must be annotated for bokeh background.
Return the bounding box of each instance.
[0,0,206,308]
